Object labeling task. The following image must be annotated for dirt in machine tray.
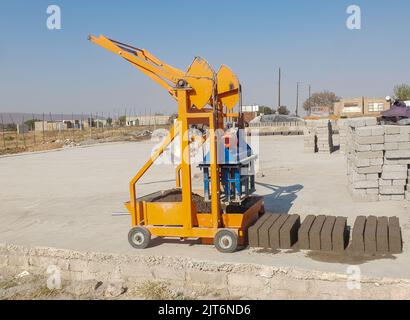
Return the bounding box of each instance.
[149,189,261,214]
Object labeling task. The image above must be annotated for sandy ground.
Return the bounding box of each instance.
[1,136,410,280]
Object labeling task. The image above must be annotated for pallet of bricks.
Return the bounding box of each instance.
[346,117,410,201]
[303,120,334,154]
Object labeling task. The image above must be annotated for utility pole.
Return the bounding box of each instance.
[42,112,45,143]
[278,67,281,108]
[1,114,6,149]
[296,82,300,117]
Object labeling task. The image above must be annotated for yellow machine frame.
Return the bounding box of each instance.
[89,35,263,247]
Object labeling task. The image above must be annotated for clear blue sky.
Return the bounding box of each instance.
[1,0,409,116]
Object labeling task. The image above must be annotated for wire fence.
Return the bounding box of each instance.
[0,112,172,155]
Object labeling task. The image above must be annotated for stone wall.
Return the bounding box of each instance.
[1,243,410,299]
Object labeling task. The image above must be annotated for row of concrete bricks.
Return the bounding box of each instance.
[352,216,402,255]
[248,214,402,255]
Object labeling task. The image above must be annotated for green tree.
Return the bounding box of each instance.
[24,119,39,130]
[277,106,290,115]
[394,84,410,101]
[118,115,127,126]
[106,117,113,126]
[168,113,178,123]
[303,91,340,112]
[259,106,275,115]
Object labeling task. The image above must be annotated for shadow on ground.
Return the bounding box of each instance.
[251,246,397,265]
[148,237,201,249]
[256,182,304,213]
[304,249,397,265]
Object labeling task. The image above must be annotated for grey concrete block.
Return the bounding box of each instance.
[356,151,384,159]
[379,179,392,186]
[384,142,399,150]
[365,118,378,126]
[379,185,405,195]
[366,188,379,195]
[309,215,326,251]
[398,142,410,150]
[364,216,377,255]
[366,173,379,181]
[399,126,410,134]
[356,166,382,174]
[393,180,406,186]
[354,158,370,167]
[279,214,300,249]
[356,135,384,145]
[385,150,410,159]
[269,215,289,249]
[351,172,366,182]
[371,144,384,151]
[352,216,366,254]
[384,158,410,165]
[385,126,401,135]
[369,126,385,136]
[382,164,408,172]
[381,171,407,180]
[248,214,271,248]
[356,127,372,137]
[376,217,389,254]
[391,195,405,201]
[349,119,366,128]
[320,216,336,252]
[379,195,392,201]
[258,215,281,248]
[388,217,402,254]
[370,158,383,166]
[384,134,410,143]
[332,217,349,252]
[298,215,316,250]
[353,143,371,152]
[353,181,379,189]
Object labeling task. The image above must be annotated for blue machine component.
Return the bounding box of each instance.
[200,129,256,204]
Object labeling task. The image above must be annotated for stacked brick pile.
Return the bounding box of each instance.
[346,118,383,201]
[345,118,410,201]
[337,119,349,154]
[316,120,334,153]
[381,125,410,201]
[303,120,334,154]
[303,124,317,153]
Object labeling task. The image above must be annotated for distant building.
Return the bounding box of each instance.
[333,97,390,117]
[310,106,331,117]
[126,115,170,126]
[34,119,92,132]
[241,105,260,113]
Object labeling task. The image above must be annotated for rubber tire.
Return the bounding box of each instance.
[214,230,239,253]
[128,227,151,249]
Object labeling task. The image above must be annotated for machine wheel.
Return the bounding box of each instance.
[214,230,239,253]
[128,226,151,249]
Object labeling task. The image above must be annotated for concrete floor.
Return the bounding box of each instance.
[1,136,409,280]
